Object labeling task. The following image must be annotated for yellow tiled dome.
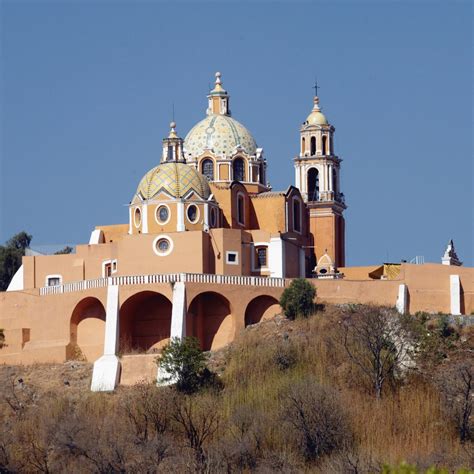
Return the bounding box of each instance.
[305,97,328,126]
[184,114,257,159]
[136,162,211,200]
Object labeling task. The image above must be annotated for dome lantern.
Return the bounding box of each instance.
[207,71,231,116]
[162,121,186,163]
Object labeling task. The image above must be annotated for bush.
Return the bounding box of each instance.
[157,337,210,394]
[281,378,352,462]
[279,278,316,320]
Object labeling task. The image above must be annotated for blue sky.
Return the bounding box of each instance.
[1,1,472,266]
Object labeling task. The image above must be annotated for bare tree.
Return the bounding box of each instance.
[437,361,473,443]
[171,393,221,471]
[340,305,412,399]
[281,378,352,462]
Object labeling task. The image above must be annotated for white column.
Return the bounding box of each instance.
[450,275,461,315]
[142,204,148,233]
[177,201,185,231]
[299,248,306,278]
[158,280,187,386]
[170,280,187,339]
[329,165,333,192]
[269,236,286,278]
[91,284,121,392]
[203,203,209,231]
[295,165,300,189]
[396,284,408,314]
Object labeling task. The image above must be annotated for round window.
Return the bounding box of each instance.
[210,208,217,227]
[157,205,169,223]
[134,207,142,227]
[187,204,199,223]
[153,235,173,256]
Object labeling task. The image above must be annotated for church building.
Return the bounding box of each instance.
[1,73,471,390]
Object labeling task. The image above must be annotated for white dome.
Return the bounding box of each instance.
[184,114,257,159]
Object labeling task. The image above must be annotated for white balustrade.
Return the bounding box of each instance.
[39,271,288,295]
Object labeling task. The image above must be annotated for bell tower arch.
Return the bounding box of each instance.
[294,93,346,270]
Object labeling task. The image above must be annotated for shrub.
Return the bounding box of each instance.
[279,278,316,320]
[281,378,352,462]
[157,337,209,394]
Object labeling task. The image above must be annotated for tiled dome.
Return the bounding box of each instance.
[184,114,257,159]
[135,162,211,200]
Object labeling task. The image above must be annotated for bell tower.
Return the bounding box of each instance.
[294,92,346,270]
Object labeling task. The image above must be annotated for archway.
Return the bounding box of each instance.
[187,292,232,351]
[307,168,319,201]
[245,295,280,326]
[69,297,106,361]
[120,291,172,354]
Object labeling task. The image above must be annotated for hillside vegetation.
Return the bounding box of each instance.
[1,304,473,473]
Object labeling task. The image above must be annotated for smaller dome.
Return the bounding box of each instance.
[305,97,328,126]
[306,111,328,126]
[135,162,211,201]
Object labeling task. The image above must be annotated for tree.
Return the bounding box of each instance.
[0,231,32,291]
[157,337,209,394]
[281,378,351,462]
[437,361,473,443]
[279,278,316,320]
[340,305,413,399]
[54,246,74,255]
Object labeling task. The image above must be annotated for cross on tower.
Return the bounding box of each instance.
[313,78,321,97]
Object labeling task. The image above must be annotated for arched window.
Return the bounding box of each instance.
[332,168,337,194]
[201,159,214,180]
[259,162,265,185]
[301,137,306,154]
[167,145,173,161]
[310,136,316,155]
[233,158,245,181]
[237,195,244,225]
[307,168,319,202]
[293,199,301,232]
[322,136,327,155]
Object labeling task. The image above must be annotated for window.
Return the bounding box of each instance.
[256,247,267,267]
[153,235,174,256]
[210,207,217,227]
[322,135,327,155]
[201,159,214,180]
[293,199,301,232]
[134,207,142,228]
[167,145,173,161]
[156,205,170,224]
[104,262,112,277]
[259,162,264,185]
[332,168,337,194]
[307,168,319,201]
[310,136,316,155]
[237,194,244,225]
[233,158,245,181]
[47,277,61,287]
[187,204,199,223]
[226,251,239,265]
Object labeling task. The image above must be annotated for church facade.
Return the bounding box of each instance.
[1,73,472,390]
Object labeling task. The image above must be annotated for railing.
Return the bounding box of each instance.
[39,272,288,296]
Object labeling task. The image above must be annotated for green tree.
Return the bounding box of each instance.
[279,278,316,320]
[0,231,32,291]
[157,337,209,394]
[54,246,74,255]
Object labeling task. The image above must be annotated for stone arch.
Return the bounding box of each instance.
[245,295,280,326]
[187,292,233,351]
[69,297,106,361]
[120,291,172,354]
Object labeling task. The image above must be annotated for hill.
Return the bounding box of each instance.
[0,305,473,473]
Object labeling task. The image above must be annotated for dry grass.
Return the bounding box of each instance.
[0,305,472,472]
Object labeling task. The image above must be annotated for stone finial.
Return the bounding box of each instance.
[168,121,177,138]
[441,239,462,266]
